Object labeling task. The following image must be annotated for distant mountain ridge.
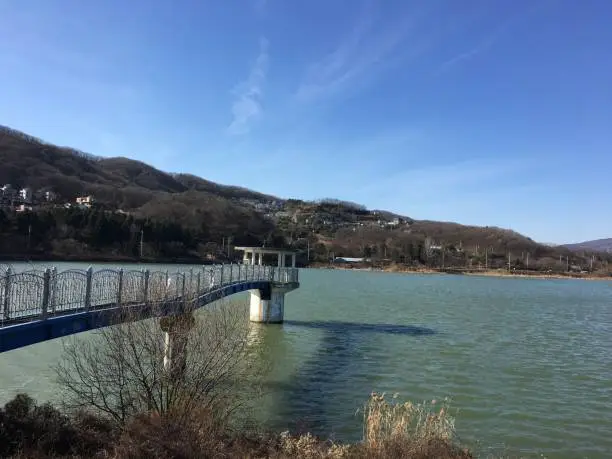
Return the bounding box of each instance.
[563,238,612,253]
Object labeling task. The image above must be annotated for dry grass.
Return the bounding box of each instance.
[356,392,470,458]
[269,392,470,458]
[363,392,455,447]
[266,391,471,459]
[3,392,472,458]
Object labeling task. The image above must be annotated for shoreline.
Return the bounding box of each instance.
[311,263,612,281]
[462,270,612,282]
[2,255,611,282]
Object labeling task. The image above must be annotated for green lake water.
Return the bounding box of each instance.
[1,262,611,458]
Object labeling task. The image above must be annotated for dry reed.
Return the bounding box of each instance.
[363,392,456,448]
[2,392,472,458]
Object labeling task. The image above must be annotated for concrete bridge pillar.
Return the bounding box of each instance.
[249,284,296,324]
[159,313,195,376]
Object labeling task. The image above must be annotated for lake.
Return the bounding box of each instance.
[1,261,611,458]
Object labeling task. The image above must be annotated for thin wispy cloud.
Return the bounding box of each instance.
[436,25,507,75]
[436,1,549,74]
[437,41,494,74]
[294,2,425,102]
[227,37,269,136]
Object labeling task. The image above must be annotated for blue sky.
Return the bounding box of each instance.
[1,0,611,244]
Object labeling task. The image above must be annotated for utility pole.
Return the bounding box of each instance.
[508,252,511,271]
[307,239,310,262]
[590,255,594,271]
[526,252,529,269]
[442,249,445,269]
[485,248,488,270]
[566,256,569,272]
[27,224,32,251]
[140,228,144,258]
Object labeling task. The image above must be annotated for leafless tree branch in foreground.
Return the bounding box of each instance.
[54,297,267,432]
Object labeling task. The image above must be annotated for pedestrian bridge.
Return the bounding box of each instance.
[0,263,299,354]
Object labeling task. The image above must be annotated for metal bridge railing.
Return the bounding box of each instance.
[0,264,299,326]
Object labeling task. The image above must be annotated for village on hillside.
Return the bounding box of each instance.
[0,183,94,213]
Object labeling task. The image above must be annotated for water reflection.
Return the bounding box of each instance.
[284,320,436,336]
[264,320,436,439]
[246,322,265,348]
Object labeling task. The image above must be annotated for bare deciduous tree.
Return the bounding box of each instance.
[55,298,266,430]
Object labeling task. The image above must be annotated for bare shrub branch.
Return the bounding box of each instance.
[55,296,266,431]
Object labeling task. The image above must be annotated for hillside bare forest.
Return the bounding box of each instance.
[1,125,610,274]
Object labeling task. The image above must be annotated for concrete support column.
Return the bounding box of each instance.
[243,252,249,264]
[249,288,285,323]
[160,313,195,377]
[291,254,296,268]
[258,252,263,265]
[277,253,282,267]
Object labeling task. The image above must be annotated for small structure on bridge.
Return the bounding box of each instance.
[234,246,297,268]
[234,246,299,324]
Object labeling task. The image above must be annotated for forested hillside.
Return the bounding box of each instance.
[0,125,277,209]
[1,124,611,273]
